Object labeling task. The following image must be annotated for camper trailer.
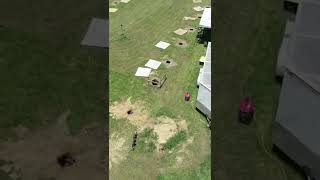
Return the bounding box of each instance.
[273,1,320,179]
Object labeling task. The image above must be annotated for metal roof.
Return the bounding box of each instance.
[199,8,211,28]
[81,18,108,48]
[196,42,211,117]
[279,0,320,91]
[273,1,320,178]
[273,72,320,178]
[199,42,211,90]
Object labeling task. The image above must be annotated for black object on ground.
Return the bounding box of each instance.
[238,111,254,125]
[57,152,76,168]
[132,132,138,151]
[184,92,191,101]
[127,109,133,115]
[284,1,298,14]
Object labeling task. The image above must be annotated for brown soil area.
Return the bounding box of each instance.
[0,110,107,180]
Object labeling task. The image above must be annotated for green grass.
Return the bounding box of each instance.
[213,0,305,179]
[109,0,211,179]
[163,131,187,150]
[135,128,158,153]
[157,157,211,180]
[153,107,177,119]
[0,0,106,178]
[0,0,106,137]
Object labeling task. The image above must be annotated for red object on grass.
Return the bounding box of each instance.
[184,92,191,101]
[240,97,254,113]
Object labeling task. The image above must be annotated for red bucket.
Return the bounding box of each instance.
[184,92,191,101]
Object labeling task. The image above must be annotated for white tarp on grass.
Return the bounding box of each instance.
[120,0,131,3]
[81,18,108,48]
[199,8,211,28]
[155,41,170,49]
[174,28,188,35]
[193,0,202,3]
[135,67,152,77]
[145,59,161,69]
[193,6,204,12]
[109,8,118,12]
[183,16,196,20]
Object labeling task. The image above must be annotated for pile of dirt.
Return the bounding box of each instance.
[0,110,107,180]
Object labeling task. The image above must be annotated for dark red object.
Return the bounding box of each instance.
[184,92,191,101]
[239,97,255,124]
[239,97,254,113]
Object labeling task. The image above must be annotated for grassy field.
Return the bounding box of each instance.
[213,0,305,179]
[0,1,107,179]
[109,0,211,179]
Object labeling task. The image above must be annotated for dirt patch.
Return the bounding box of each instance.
[110,98,190,150]
[175,39,188,48]
[175,136,194,166]
[186,26,196,33]
[13,125,30,139]
[179,136,194,153]
[0,110,107,180]
[0,162,21,180]
[162,59,177,68]
[109,134,127,169]
[177,120,188,131]
[176,156,183,165]
[153,117,178,144]
[109,98,152,131]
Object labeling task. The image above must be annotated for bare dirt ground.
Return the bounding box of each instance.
[176,136,194,166]
[109,98,152,132]
[174,39,188,48]
[153,117,178,144]
[109,98,188,151]
[109,134,127,170]
[0,110,107,180]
